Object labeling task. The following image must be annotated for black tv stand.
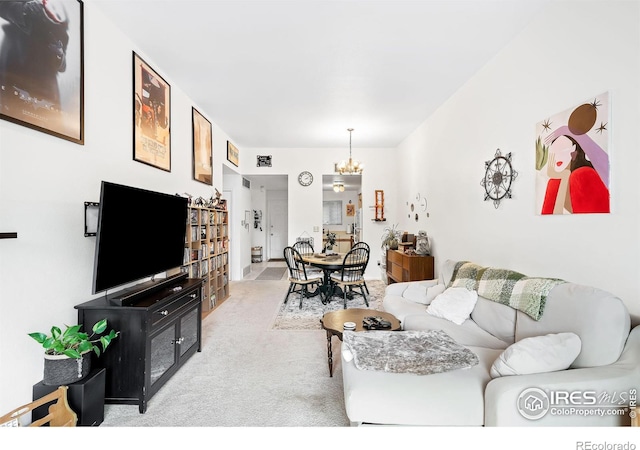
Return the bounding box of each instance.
[76,276,203,413]
[108,272,188,306]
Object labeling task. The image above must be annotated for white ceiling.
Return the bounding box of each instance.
[91,0,550,149]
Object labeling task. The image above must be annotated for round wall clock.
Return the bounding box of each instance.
[480,149,518,209]
[298,171,313,186]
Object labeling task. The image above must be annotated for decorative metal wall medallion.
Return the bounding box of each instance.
[257,155,272,167]
[480,149,518,208]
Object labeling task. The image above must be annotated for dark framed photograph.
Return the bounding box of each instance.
[133,51,171,171]
[227,141,239,167]
[0,0,84,144]
[257,155,272,167]
[192,107,212,184]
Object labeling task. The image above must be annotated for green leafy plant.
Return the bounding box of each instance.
[381,224,401,250]
[535,136,549,171]
[29,319,119,359]
[325,230,337,247]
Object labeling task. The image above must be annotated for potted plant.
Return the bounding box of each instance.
[29,319,119,386]
[381,223,401,250]
[323,230,337,254]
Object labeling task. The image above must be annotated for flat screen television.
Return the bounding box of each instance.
[92,181,188,295]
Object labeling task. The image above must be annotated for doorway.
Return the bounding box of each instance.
[322,174,362,251]
[268,196,287,260]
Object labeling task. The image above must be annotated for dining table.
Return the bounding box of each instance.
[300,252,362,301]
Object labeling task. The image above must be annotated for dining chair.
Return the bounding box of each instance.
[329,246,370,309]
[283,246,324,308]
[292,240,314,256]
[352,241,371,294]
[292,240,323,276]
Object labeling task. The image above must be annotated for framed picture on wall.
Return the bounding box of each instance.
[133,51,171,171]
[0,0,84,144]
[227,141,239,167]
[535,92,610,215]
[192,107,212,184]
[346,203,355,216]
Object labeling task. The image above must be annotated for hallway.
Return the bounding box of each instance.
[242,259,288,281]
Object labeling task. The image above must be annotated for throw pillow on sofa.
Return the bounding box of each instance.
[426,287,478,325]
[490,332,582,378]
[402,281,446,305]
[402,280,438,304]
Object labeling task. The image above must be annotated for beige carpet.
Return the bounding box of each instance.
[100,278,356,426]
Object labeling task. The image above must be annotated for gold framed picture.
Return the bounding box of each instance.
[133,51,171,171]
[227,141,239,167]
[192,107,212,184]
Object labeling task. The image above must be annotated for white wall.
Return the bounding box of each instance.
[0,4,236,411]
[395,1,640,320]
[242,146,398,277]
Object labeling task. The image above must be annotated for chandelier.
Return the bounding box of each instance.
[333,182,345,193]
[335,128,363,175]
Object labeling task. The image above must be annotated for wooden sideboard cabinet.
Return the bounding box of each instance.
[386,250,434,283]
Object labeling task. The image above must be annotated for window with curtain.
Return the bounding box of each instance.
[323,200,342,225]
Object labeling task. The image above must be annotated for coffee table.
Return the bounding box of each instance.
[320,308,401,377]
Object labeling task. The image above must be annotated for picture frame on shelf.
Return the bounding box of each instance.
[227,141,239,167]
[192,107,212,184]
[133,51,171,171]
[0,0,85,144]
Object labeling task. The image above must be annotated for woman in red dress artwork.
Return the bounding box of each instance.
[541,134,609,214]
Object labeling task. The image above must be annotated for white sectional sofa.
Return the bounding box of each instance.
[341,259,640,426]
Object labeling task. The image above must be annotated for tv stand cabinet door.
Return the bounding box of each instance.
[75,279,203,414]
[145,298,201,406]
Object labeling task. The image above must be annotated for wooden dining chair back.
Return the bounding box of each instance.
[0,386,76,427]
[283,246,323,309]
[292,240,314,256]
[330,246,370,309]
[292,240,323,277]
[351,242,371,294]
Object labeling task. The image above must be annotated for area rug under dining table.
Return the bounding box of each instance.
[270,279,386,330]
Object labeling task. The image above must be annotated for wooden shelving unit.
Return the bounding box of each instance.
[373,190,386,221]
[181,205,229,317]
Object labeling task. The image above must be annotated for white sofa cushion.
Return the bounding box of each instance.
[490,332,581,378]
[515,283,630,368]
[400,279,441,304]
[383,294,431,324]
[471,296,517,344]
[342,343,502,426]
[426,284,446,303]
[403,313,509,350]
[427,287,478,325]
